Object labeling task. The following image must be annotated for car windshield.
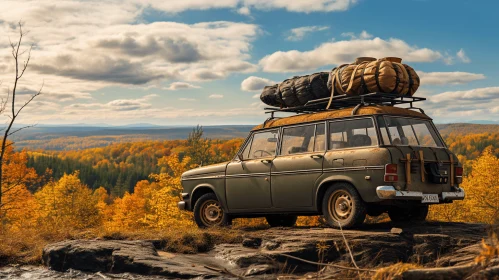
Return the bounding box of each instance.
[378,116,444,147]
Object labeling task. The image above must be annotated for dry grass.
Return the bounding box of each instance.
[101,226,244,254]
[0,225,244,265]
[475,232,499,265]
[372,263,421,280]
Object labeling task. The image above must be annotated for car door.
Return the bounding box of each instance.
[226,129,279,211]
[271,123,326,209]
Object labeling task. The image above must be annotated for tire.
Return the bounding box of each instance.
[322,183,366,229]
[265,215,297,227]
[193,193,232,228]
[388,205,428,223]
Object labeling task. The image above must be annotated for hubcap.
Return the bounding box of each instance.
[200,200,223,226]
[329,190,353,221]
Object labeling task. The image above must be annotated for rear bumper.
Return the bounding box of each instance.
[376,186,465,201]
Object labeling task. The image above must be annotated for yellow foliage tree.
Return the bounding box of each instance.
[460,147,499,224]
[430,146,499,224]
[151,154,192,197]
[104,192,147,231]
[35,172,100,231]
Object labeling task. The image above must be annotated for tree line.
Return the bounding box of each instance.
[26,127,244,197]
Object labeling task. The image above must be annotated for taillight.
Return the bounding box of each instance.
[384,174,399,182]
[455,166,463,184]
[384,164,398,182]
[385,164,397,174]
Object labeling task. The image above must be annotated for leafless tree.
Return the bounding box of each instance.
[0,22,42,215]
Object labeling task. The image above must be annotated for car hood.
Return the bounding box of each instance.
[181,161,229,179]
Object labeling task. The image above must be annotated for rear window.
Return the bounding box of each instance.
[379,116,444,147]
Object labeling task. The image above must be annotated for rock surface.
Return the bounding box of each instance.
[42,222,498,279]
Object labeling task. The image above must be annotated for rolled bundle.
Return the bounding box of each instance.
[259,57,420,109]
[329,57,420,97]
[259,72,329,108]
[280,78,301,108]
[260,84,283,107]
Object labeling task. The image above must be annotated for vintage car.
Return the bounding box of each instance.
[178,105,465,229]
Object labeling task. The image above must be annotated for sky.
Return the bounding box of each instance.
[0,0,498,126]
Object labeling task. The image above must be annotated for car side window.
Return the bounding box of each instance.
[329,118,378,149]
[240,135,253,160]
[247,130,279,159]
[281,124,316,155]
[313,123,326,152]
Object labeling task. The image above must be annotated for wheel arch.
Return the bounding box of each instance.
[191,184,225,211]
[315,176,357,213]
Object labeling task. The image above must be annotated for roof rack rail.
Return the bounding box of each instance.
[264,92,426,115]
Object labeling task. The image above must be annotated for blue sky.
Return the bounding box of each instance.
[1,0,498,125]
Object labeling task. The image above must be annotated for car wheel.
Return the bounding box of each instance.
[322,182,366,229]
[193,193,232,228]
[265,215,297,227]
[388,205,428,223]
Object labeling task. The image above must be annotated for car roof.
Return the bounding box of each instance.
[252,105,430,131]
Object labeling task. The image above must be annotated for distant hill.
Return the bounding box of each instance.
[11,125,254,141]
[11,125,254,151]
[435,123,499,136]
[10,123,499,151]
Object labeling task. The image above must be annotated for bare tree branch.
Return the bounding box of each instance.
[18,45,32,79]
[7,124,36,137]
[0,21,41,216]
[15,81,42,117]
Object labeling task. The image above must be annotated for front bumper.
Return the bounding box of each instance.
[376,186,465,201]
[178,193,190,211]
[178,201,186,210]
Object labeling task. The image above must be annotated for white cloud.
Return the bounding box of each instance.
[146,0,357,14]
[419,71,485,85]
[420,87,499,122]
[241,76,277,91]
[431,87,499,103]
[252,94,260,98]
[240,0,357,13]
[209,94,224,99]
[0,2,260,105]
[259,34,447,72]
[179,98,197,101]
[237,6,251,15]
[286,26,329,41]
[456,49,471,63]
[341,30,372,40]
[167,82,201,90]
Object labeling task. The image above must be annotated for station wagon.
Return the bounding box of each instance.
[178,105,465,229]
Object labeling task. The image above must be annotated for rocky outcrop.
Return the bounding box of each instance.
[42,240,222,279]
[42,222,497,279]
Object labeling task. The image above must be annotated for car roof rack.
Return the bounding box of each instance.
[264,92,426,117]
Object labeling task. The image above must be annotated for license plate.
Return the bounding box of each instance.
[422,194,439,203]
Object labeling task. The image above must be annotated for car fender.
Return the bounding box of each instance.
[191,183,229,212]
[314,174,360,212]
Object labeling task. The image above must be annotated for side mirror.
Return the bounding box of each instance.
[237,153,244,161]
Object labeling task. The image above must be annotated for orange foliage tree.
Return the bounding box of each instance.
[0,145,38,229]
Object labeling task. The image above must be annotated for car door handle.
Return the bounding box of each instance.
[310,154,324,159]
[261,159,273,163]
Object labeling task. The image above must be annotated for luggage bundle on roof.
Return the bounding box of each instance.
[260,57,421,110]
